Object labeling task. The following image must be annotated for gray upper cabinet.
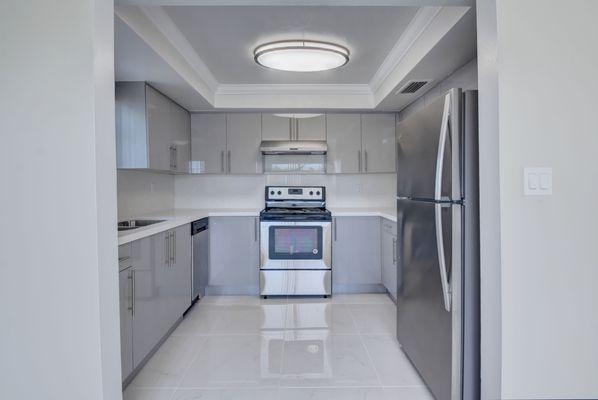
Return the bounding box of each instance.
[381,218,398,301]
[226,114,263,174]
[116,82,191,173]
[262,114,292,141]
[332,216,382,293]
[208,216,259,294]
[190,113,227,173]
[361,114,396,173]
[326,114,362,174]
[262,114,326,141]
[297,115,326,140]
[191,113,262,174]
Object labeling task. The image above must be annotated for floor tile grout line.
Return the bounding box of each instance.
[346,304,385,388]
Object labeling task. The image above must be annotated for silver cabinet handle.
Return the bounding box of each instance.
[295,119,299,140]
[127,270,134,315]
[358,150,362,172]
[220,150,225,173]
[364,150,368,172]
[392,237,397,264]
[172,231,176,264]
[174,147,178,171]
[289,119,293,140]
[165,234,169,266]
[227,150,231,173]
[131,269,136,316]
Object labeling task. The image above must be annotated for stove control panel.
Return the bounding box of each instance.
[265,186,325,201]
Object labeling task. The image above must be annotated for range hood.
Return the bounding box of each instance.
[260,140,327,155]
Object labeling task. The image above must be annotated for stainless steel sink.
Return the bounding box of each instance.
[118,219,165,231]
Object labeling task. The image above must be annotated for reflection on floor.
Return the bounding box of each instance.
[124,294,433,400]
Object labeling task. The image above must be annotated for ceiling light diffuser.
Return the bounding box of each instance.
[254,40,349,72]
[273,113,323,119]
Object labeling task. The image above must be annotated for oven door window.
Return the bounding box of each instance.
[269,226,323,260]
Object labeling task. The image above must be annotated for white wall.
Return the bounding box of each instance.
[0,1,121,399]
[483,1,598,398]
[399,58,478,120]
[175,173,396,210]
[117,170,175,219]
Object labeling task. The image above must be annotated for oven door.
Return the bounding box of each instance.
[260,221,331,270]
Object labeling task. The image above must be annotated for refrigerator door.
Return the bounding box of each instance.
[397,89,462,201]
[396,198,462,400]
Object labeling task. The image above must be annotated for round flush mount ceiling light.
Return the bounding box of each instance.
[254,40,350,72]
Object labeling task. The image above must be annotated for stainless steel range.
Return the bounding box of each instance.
[259,186,332,297]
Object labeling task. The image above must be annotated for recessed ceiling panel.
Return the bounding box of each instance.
[163,6,419,84]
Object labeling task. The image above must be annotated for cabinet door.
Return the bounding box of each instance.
[119,267,133,381]
[298,114,326,140]
[262,114,291,140]
[209,216,259,294]
[332,217,382,292]
[226,114,262,174]
[381,219,398,301]
[326,114,362,173]
[172,102,191,173]
[146,85,172,171]
[361,114,396,173]
[170,224,192,318]
[131,235,165,367]
[190,114,227,173]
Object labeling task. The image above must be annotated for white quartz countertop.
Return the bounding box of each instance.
[118,207,396,245]
[118,208,260,245]
[328,207,397,222]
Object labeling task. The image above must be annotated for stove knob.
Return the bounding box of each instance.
[316,191,321,196]
[309,191,314,195]
[270,190,275,195]
[277,191,282,195]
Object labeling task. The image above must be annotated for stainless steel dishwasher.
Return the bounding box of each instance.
[191,218,209,305]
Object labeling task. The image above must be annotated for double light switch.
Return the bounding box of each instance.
[524,167,552,196]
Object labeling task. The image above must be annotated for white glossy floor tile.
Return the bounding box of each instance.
[123,387,174,400]
[125,295,430,400]
[332,294,394,305]
[348,304,396,335]
[279,387,387,400]
[280,331,380,387]
[130,335,206,388]
[285,303,357,334]
[178,333,283,388]
[172,387,279,400]
[361,335,426,387]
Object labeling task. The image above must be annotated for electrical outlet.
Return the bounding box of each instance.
[356,183,363,193]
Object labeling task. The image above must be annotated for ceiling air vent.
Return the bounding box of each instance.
[397,80,431,94]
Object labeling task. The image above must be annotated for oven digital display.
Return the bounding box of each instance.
[288,188,303,195]
[269,226,322,260]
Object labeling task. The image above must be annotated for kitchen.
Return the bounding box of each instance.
[4,1,598,400]
[114,3,477,400]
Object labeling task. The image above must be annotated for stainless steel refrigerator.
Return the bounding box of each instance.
[396,88,479,400]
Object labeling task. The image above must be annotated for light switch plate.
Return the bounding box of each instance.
[524,167,552,196]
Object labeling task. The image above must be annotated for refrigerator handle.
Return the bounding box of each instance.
[435,203,452,312]
[434,93,452,201]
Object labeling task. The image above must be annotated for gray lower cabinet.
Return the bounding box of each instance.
[118,224,192,384]
[119,265,134,380]
[332,216,382,293]
[208,216,259,294]
[381,218,398,301]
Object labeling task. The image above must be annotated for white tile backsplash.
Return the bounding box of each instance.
[174,173,396,210]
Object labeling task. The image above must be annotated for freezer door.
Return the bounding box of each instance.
[396,198,462,400]
[397,89,462,201]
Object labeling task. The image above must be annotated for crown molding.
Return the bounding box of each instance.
[116,1,474,6]
[139,6,219,92]
[115,5,217,103]
[215,84,374,109]
[369,7,442,93]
